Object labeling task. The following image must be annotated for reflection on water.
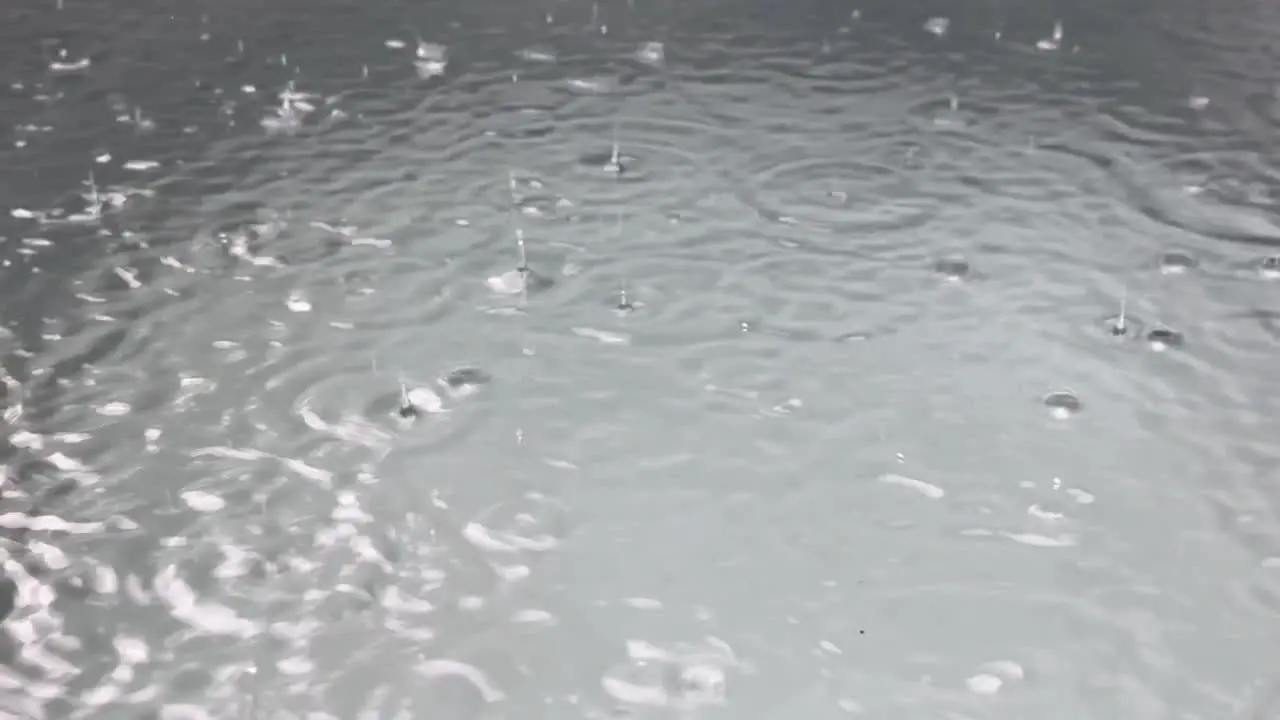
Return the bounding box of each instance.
[2,0,1280,717]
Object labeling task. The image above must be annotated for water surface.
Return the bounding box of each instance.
[2,0,1280,717]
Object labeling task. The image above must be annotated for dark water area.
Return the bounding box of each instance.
[2,0,1280,717]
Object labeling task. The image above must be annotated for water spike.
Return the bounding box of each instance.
[397,375,418,418]
[617,279,633,311]
[516,228,528,271]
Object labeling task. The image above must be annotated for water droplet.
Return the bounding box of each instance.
[442,368,490,389]
[1145,328,1184,351]
[1042,391,1081,419]
[1259,255,1280,279]
[441,368,490,398]
[1159,250,1197,275]
[933,256,969,281]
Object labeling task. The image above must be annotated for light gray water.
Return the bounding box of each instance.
[2,0,1280,717]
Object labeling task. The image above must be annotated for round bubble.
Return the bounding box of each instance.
[1043,390,1082,419]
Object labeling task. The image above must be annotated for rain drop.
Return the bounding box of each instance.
[441,368,491,398]
[1043,390,1082,419]
[1159,250,1197,275]
[1145,327,1184,352]
[1259,255,1280,279]
[933,256,969,282]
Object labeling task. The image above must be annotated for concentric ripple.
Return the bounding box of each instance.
[6,1,1280,717]
[737,123,968,235]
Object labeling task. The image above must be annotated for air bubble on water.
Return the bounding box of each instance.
[1259,255,1280,279]
[933,256,969,281]
[1145,327,1184,352]
[924,17,950,36]
[1042,390,1081,419]
[1159,250,1197,274]
[441,367,491,396]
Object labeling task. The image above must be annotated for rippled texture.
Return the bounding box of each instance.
[3,0,1280,717]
